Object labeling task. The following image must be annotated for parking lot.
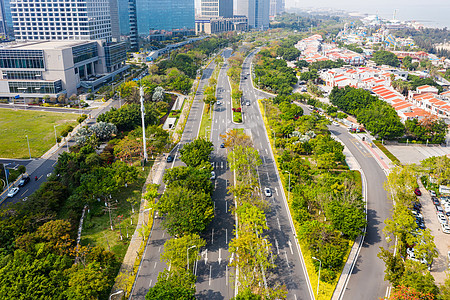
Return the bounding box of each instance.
[416,182,450,284]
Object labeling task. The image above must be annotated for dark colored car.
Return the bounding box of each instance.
[220,143,225,148]
[166,155,174,163]
[432,197,440,206]
[18,176,30,187]
[413,202,422,211]
[414,187,421,196]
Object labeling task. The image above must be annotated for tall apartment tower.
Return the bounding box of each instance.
[136,0,194,34]
[10,0,113,41]
[236,0,269,30]
[201,0,233,18]
[269,0,284,17]
[128,0,138,50]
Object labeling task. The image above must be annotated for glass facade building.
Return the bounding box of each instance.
[0,49,45,69]
[105,41,126,71]
[136,0,194,34]
[9,80,63,94]
[72,42,98,64]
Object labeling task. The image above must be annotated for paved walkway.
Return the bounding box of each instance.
[385,143,450,165]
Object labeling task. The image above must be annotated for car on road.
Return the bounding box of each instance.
[332,121,338,126]
[220,143,225,148]
[246,101,250,106]
[166,155,174,163]
[18,176,30,187]
[264,187,272,197]
[210,171,216,180]
[414,187,422,196]
[216,100,222,105]
[7,187,19,198]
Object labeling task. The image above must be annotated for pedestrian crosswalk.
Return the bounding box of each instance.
[211,161,228,169]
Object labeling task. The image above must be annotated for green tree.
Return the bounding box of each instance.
[179,138,214,167]
[145,269,196,300]
[66,262,111,300]
[372,50,400,67]
[157,186,213,236]
[160,234,205,271]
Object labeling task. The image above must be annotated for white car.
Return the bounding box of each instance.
[437,213,448,225]
[430,190,437,197]
[210,171,216,180]
[264,187,272,197]
[332,121,338,126]
[442,223,450,234]
[216,100,222,105]
[7,187,19,198]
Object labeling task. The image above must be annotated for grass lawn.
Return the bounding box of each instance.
[198,105,213,140]
[79,163,152,261]
[0,108,79,159]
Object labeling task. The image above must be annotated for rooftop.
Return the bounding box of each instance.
[0,40,98,50]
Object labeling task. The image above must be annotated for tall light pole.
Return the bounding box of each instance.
[139,86,148,162]
[187,245,197,271]
[54,124,61,145]
[284,170,291,203]
[3,163,11,193]
[312,256,322,297]
[26,135,31,159]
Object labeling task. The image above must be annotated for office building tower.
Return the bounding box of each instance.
[0,0,7,38]
[201,0,233,18]
[136,0,194,34]
[128,0,138,50]
[236,0,269,30]
[10,0,113,41]
[269,0,284,17]
[109,0,121,41]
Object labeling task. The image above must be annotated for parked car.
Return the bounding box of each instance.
[216,100,222,105]
[436,205,444,214]
[444,205,450,216]
[220,143,225,148]
[166,155,174,163]
[332,121,339,126]
[7,187,19,198]
[432,197,440,206]
[210,171,216,180]
[414,187,422,196]
[437,213,448,225]
[18,176,30,187]
[430,190,437,197]
[413,202,422,211]
[442,223,450,234]
[264,187,272,197]
[246,101,250,106]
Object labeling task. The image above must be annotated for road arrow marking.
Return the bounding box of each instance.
[288,240,293,255]
[218,248,222,265]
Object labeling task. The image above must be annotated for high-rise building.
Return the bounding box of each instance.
[10,0,113,41]
[201,0,233,18]
[109,0,121,41]
[136,0,194,34]
[128,0,138,50]
[269,0,284,17]
[0,0,7,38]
[236,0,269,30]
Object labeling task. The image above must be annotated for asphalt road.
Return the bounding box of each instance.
[0,99,121,207]
[130,57,219,299]
[296,102,391,299]
[240,50,314,300]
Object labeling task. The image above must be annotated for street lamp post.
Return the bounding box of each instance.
[284,170,291,203]
[3,163,11,193]
[139,86,148,162]
[53,124,60,145]
[312,256,322,297]
[205,126,210,140]
[187,245,197,271]
[26,135,31,159]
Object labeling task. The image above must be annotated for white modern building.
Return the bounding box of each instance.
[269,0,284,17]
[10,0,113,41]
[0,40,128,101]
[236,0,269,30]
[201,0,233,18]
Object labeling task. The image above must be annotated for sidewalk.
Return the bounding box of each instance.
[110,154,167,299]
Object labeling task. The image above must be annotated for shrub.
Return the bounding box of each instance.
[77,114,88,124]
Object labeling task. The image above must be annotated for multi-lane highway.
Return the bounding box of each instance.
[130,55,221,299]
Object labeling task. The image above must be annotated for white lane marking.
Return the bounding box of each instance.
[162,232,165,238]
[265,148,268,154]
[226,201,228,212]
[214,201,216,210]
[262,156,265,164]
[275,238,280,254]
[288,240,293,255]
[194,260,198,276]
[226,265,229,286]
[266,172,270,181]
[153,261,157,269]
[158,246,161,252]
[275,187,278,196]
[277,217,281,230]
[221,161,223,169]
[209,265,212,286]
[204,249,208,264]
[212,228,214,244]
[218,248,222,264]
[284,250,289,267]
[294,295,297,300]
[149,279,152,288]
